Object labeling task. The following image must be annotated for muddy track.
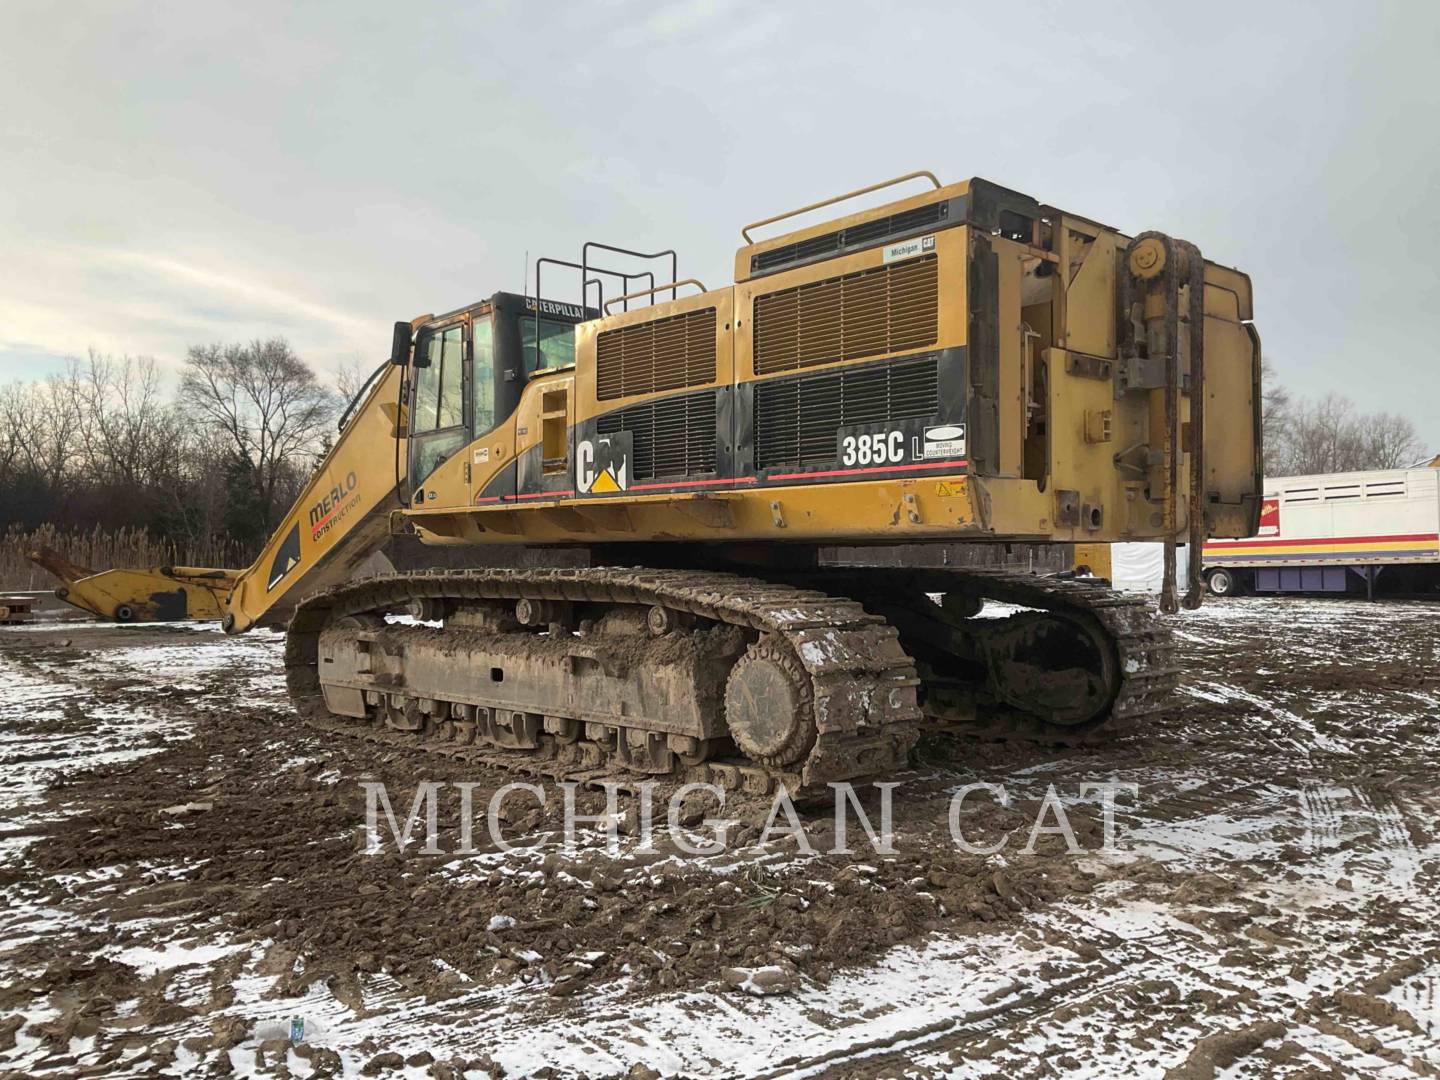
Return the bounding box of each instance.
[283,566,1179,791]
[809,566,1179,741]
[284,567,923,794]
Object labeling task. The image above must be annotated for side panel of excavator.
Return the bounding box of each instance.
[35,174,1260,651]
[409,177,1260,573]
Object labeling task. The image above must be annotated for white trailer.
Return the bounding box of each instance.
[1201,467,1440,597]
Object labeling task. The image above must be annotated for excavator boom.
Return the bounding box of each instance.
[27,547,239,623]
[32,362,407,627]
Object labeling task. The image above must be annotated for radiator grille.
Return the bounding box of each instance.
[596,390,717,481]
[596,308,717,401]
[752,255,938,376]
[750,201,948,275]
[754,355,939,470]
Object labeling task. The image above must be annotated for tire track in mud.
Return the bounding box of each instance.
[1347,785,1426,895]
[753,773,1440,1078]
[745,962,1136,1080]
[1293,779,1432,895]
[745,913,1263,1079]
[1298,783,1345,855]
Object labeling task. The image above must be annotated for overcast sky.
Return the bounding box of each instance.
[2,1,1436,449]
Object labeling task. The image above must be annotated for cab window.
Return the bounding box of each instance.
[520,317,575,375]
[473,317,495,433]
[437,327,465,429]
[412,335,442,431]
[412,325,464,433]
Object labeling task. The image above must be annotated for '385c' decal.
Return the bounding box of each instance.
[840,430,906,467]
[836,422,966,469]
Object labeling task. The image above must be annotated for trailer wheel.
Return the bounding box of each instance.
[1205,568,1238,597]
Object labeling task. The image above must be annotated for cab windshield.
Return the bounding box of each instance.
[519,316,575,375]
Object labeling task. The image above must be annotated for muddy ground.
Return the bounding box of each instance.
[1,597,1437,1077]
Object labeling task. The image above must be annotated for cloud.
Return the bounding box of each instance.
[0,245,382,381]
[95,249,367,338]
[0,1,1435,449]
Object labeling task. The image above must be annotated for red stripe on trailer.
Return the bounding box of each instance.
[1204,532,1439,551]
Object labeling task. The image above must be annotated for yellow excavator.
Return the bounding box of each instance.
[36,172,1261,791]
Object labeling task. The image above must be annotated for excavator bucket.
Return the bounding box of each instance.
[27,547,241,623]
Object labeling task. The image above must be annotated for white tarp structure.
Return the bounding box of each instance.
[1109,542,1189,592]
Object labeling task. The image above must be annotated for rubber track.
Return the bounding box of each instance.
[284,568,922,793]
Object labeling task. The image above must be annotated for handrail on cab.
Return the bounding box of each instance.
[602,279,709,315]
[740,170,943,244]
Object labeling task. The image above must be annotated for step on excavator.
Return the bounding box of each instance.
[36,172,1262,793]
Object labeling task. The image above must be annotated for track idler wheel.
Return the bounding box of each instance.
[723,638,817,768]
[978,612,1118,727]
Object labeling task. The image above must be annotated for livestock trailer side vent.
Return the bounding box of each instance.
[1364,480,1406,497]
[752,254,939,376]
[753,354,939,470]
[596,389,717,480]
[749,200,950,277]
[596,307,717,401]
[1281,478,1410,504]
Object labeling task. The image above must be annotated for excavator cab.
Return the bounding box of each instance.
[402,293,589,508]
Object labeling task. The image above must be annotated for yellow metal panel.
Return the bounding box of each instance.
[1201,315,1260,536]
[574,289,735,421]
[464,413,519,503]
[735,179,974,282]
[1072,543,1113,578]
[993,239,1024,478]
[411,473,979,546]
[735,226,968,384]
[1056,225,1117,358]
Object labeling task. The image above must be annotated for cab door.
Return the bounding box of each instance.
[467,312,517,503]
[408,320,469,505]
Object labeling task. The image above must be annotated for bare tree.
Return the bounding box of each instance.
[0,382,27,490]
[163,422,237,548]
[1,372,81,524]
[1283,394,1357,474]
[1363,411,1422,470]
[73,350,184,493]
[15,369,84,493]
[1259,357,1292,475]
[179,338,333,530]
[334,354,374,406]
[1261,359,1434,477]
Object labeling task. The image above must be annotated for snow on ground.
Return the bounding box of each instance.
[1,597,1437,1077]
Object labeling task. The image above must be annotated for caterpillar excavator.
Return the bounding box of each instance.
[37,172,1262,792]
